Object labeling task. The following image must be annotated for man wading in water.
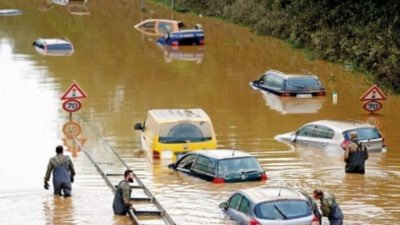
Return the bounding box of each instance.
[344,132,369,174]
[44,145,76,197]
[113,169,135,215]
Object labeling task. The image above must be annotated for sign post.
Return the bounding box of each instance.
[61,81,87,119]
[360,85,386,114]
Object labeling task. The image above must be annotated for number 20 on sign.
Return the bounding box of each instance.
[63,99,82,113]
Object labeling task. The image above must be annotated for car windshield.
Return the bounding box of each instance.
[343,127,381,140]
[159,121,213,143]
[287,77,322,90]
[254,200,311,220]
[218,157,261,177]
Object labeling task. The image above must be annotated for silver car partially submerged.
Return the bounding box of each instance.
[219,186,320,225]
[275,120,387,153]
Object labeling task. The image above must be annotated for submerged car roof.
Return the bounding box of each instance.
[240,186,307,203]
[148,108,211,123]
[193,149,253,160]
[306,120,375,132]
[265,70,319,79]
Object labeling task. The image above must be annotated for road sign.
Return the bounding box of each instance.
[360,85,386,101]
[363,100,382,113]
[62,121,82,137]
[62,99,82,112]
[61,83,87,100]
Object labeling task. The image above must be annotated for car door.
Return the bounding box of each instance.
[294,125,317,146]
[191,155,216,181]
[295,125,335,148]
[175,153,197,174]
[225,194,244,223]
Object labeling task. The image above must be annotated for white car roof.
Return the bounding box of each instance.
[239,186,307,203]
[305,119,375,133]
[35,38,72,45]
[148,108,211,123]
[192,149,253,160]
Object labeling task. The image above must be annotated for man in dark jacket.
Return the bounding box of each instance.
[313,189,343,225]
[344,132,368,174]
[44,145,76,197]
[113,169,134,215]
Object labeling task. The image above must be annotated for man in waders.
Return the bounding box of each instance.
[313,189,343,225]
[113,169,134,215]
[344,132,368,174]
[44,145,76,197]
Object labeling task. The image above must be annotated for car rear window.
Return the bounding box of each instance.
[218,157,262,177]
[48,44,73,50]
[254,200,311,220]
[159,122,212,143]
[287,77,322,90]
[343,127,381,140]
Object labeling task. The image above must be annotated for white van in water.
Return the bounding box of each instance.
[134,108,217,161]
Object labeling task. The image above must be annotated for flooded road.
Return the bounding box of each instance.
[1,0,400,224]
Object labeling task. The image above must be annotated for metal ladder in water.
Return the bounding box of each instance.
[72,129,176,225]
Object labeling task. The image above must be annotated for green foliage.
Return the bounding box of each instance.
[167,0,400,92]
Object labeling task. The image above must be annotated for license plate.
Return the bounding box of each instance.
[296,94,312,98]
[162,151,173,158]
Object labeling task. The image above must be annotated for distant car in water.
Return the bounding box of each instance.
[168,150,267,183]
[219,186,320,225]
[33,38,74,56]
[275,120,387,152]
[134,19,185,36]
[251,70,325,97]
[0,9,23,16]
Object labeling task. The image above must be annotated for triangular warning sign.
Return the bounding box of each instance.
[360,85,386,101]
[61,83,87,100]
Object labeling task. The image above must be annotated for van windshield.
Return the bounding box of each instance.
[159,122,213,143]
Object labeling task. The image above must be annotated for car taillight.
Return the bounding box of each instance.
[310,216,319,225]
[341,140,350,150]
[172,41,179,46]
[199,40,205,45]
[212,177,224,184]
[317,91,326,96]
[261,173,267,181]
[249,218,261,225]
[282,92,290,97]
[153,151,160,159]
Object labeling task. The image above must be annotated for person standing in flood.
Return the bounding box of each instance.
[313,189,343,225]
[344,131,368,174]
[44,145,76,197]
[113,169,134,215]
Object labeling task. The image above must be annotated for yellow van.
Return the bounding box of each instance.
[134,108,217,161]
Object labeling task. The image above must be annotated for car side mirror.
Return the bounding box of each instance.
[134,123,143,131]
[219,202,228,210]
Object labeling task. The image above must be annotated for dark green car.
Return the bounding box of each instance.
[168,150,267,183]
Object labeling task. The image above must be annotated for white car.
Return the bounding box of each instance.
[219,186,320,225]
[275,120,387,152]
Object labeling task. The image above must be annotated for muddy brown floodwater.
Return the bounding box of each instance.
[1,0,400,224]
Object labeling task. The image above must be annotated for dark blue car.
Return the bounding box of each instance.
[168,150,267,183]
[157,29,205,46]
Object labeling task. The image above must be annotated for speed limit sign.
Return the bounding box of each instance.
[63,99,82,112]
[363,100,382,113]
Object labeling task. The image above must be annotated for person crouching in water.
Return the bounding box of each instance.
[313,189,343,225]
[44,145,76,197]
[113,169,135,215]
[344,131,369,174]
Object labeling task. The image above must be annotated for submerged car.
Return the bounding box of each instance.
[32,38,74,56]
[275,120,387,152]
[134,108,217,161]
[251,70,325,97]
[168,150,267,183]
[134,19,184,36]
[219,186,320,225]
